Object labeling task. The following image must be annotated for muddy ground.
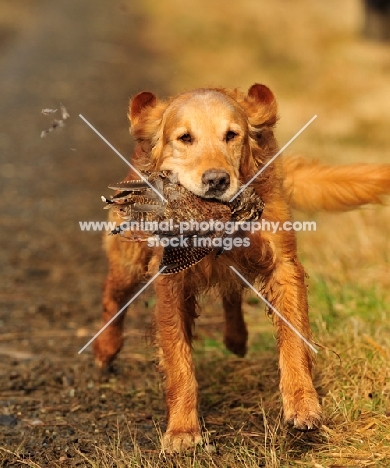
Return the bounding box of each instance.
[0,1,176,465]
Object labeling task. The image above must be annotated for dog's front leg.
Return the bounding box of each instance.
[264,256,322,430]
[154,276,201,452]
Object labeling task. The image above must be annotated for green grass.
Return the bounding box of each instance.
[311,278,388,329]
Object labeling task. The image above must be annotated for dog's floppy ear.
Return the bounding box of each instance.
[239,84,278,177]
[129,91,157,126]
[128,91,163,145]
[245,83,278,128]
[128,91,166,168]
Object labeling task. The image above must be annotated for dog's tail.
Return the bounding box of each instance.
[283,155,390,212]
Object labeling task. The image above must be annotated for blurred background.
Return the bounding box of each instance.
[0,0,389,464]
[1,0,388,327]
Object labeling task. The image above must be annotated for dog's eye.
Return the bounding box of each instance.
[178,133,192,144]
[225,130,238,142]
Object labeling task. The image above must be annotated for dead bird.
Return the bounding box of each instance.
[102,170,264,273]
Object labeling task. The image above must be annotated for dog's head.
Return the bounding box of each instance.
[128,84,278,201]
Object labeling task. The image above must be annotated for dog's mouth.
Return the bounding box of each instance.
[191,183,239,202]
[203,187,229,199]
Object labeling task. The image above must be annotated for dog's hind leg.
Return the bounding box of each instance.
[221,287,248,357]
[93,234,151,369]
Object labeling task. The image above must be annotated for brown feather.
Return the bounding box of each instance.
[102,170,264,273]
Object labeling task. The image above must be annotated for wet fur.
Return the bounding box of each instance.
[93,84,390,452]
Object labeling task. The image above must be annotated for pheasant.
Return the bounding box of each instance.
[102,171,264,274]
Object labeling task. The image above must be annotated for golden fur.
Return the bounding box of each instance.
[93,84,390,452]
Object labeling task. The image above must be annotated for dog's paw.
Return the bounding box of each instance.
[223,336,247,357]
[93,335,123,370]
[283,392,322,431]
[162,431,202,453]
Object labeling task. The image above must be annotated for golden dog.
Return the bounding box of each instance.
[93,84,390,451]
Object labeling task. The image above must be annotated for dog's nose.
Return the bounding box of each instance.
[201,169,230,193]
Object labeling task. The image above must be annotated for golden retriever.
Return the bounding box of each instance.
[93,84,390,451]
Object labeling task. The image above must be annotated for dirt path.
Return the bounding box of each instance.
[0,1,172,464]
